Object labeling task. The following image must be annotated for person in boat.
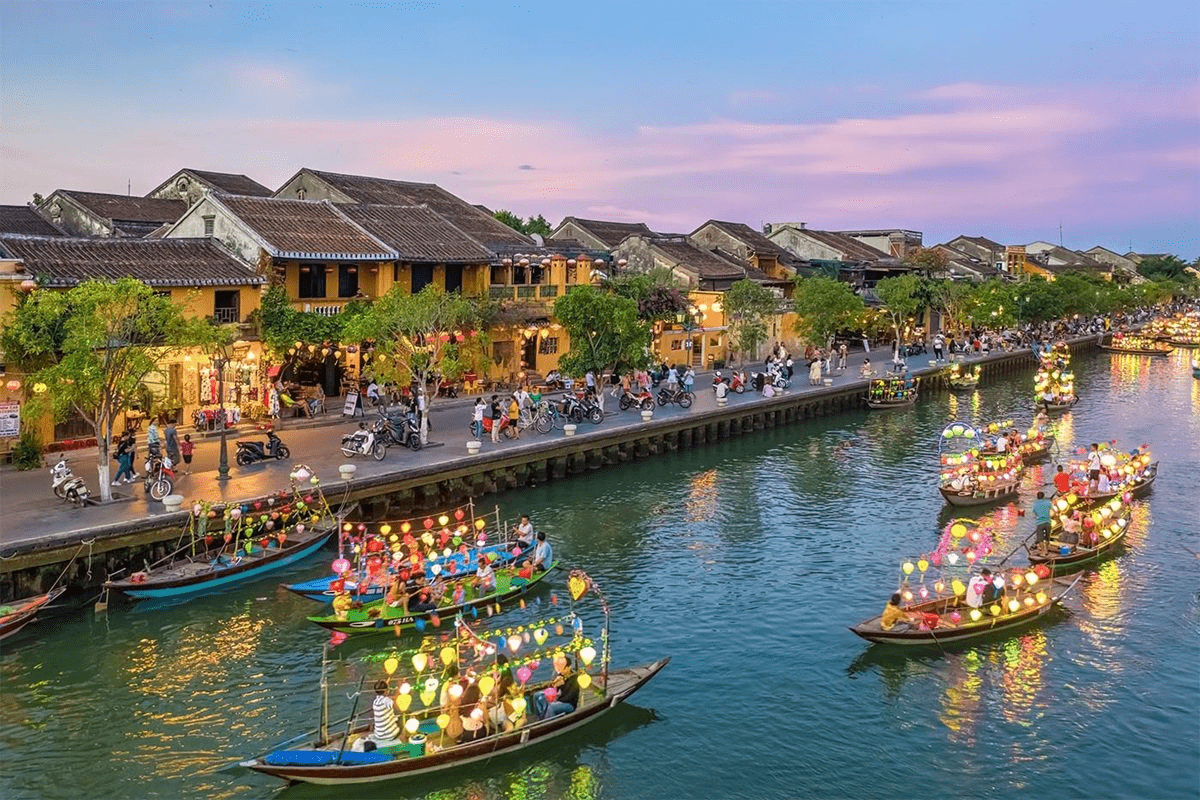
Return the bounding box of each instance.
[534,655,581,720]
[371,680,402,746]
[1086,443,1102,492]
[1052,464,1072,496]
[473,554,497,594]
[880,593,921,631]
[1032,491,1053,545]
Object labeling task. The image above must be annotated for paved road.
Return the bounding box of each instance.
[0,346,981,551]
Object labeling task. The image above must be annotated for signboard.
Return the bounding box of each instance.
[0,401,19,439]
[342,391,360,417]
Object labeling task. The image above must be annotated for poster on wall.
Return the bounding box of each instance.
[0,401,20,439]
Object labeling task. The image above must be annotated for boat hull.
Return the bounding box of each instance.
[105,529,335,600]
[241,658,669,785]
[0,586,65,641]
[308,562,556,636]
[850,575,1080,647]
[939,481,1020,507]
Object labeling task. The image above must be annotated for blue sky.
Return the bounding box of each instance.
[2,0,1198,256]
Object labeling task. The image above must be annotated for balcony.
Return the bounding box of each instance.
[488,284,562,302]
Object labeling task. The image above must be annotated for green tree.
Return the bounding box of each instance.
[790,276,866,349]
[723,279,780,365]
[553,286,650,408]
[342,286,492,439]
[1,278,216,500]
[873,274,925,347]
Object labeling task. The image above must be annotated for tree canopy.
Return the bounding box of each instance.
[1,278,216,500]
[723,279,780,365]
[553,286,650,379]
[791,276,866,348]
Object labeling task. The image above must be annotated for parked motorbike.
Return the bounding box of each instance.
[657,385,695,409]
[236,426,291,465]
[618,388,655,411]
[141,444,176,501]
[51,458,91,507]
[341,420,387,461]
[380,412,423,451]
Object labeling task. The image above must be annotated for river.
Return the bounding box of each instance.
[2,348,1197,800]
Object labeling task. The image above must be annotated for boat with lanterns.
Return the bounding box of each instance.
[945,362,980,390]
[1099,333,1173,356]
[1027,495,1133,571]
[306,557,558,637]
[239,570,668,786]
[850,520,1081,647]
[102,465,343,601]
[284,503,520,603]
[866,377,918,409]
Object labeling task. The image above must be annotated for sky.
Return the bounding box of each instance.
[2,0,1198,257]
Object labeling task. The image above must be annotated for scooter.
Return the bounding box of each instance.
[51,458,91,507]
[340,420,386,461]
[236,426,291,466]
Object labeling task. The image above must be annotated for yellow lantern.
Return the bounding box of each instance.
[404,717,419,735]
[384,657,399,675]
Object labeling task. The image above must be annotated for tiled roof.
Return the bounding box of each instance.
[697,219,797,262]
[0,205,64,236]
[301,170,531,248]
[51,191,186,225]
[337,204,494,263]
[559,217,656,249]
[0,235,263,288]
[215,196,393,259]
[186,169,272,196]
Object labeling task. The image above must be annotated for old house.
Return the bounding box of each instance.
[36,190,187,238]
[0,235,264,453]
[148,168,272,206]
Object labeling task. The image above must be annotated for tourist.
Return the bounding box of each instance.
[179,434,194,475]
[880,592,919,631]
[472,397,486,439]
[1086,444,1102,492]
[371,680,401,745]
[1032,491,1053,544]
[164,420,180,467]
[1052,464,1071,495]
[489,395,502,443]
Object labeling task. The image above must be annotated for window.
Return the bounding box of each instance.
[338,264,358,298]
[202,215,215,237]
[445,264,464,293]
[411,264,434,294]
[298,264,326,298]
[538,336,558,355]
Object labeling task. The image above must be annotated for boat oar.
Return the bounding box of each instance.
[334,675,369,765]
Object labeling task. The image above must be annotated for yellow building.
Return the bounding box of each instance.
[0,235,263,457]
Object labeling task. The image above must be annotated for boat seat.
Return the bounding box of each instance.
[263,749,394,767]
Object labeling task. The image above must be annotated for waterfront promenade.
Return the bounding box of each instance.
[0,345,1014,559]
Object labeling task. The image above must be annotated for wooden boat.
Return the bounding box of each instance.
[240,570,667,787]
[307,562,558,636]
[285,545,519,603]
[1027,508,1132,570]
[0,586,65,641]
[1099,343,1173,356]
[850,573,1082,647]
[939,479,1020,507]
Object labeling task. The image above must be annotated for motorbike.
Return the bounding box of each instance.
[657,385,695,409]
[236,426,291,465]
[618,388,655,411]
[379,412,423,451]
[712,371,747,394]
[141,444,176,501]
[341,419,387,460]
[51,458,91,507]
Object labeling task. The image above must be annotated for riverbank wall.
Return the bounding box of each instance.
[0,336,1101,600]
